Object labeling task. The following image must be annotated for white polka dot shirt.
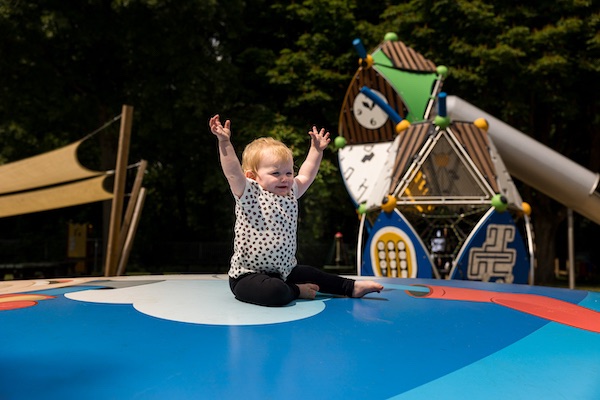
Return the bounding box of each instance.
[229,178,298,280]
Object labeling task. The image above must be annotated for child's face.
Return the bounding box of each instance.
[251,151,294,196]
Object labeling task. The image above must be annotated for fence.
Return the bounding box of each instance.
[0,238,356,279]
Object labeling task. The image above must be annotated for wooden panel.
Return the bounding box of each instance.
[451,122,499,192]
[339,67,407,145]
[382,41,437,72]
[390,122,432,190]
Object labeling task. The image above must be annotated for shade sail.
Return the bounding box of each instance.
[0,175,113,218]
[0,140,102,195]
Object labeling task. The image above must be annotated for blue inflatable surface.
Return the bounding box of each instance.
[1,275,599,399]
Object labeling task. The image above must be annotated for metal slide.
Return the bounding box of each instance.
[447,96,600,225]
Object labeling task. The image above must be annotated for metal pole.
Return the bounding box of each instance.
[524,215,535,285]
[335,232,342,266]
[568,209,575,290]
[356,214,365,276]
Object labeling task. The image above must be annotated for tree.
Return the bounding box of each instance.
[0,0,247,267]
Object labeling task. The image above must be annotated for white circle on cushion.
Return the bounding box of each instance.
[66,279,327,326]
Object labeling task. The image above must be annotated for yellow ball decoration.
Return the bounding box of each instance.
[395,119,411,134]
[381,195,397,213]
[521,202,532,216]
[474,118,489,131]
[358,55,374,69]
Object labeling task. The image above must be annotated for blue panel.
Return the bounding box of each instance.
[451,209,530,283]
[361,209,433,278]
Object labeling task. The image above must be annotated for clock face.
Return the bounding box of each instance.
[338,138,399,207]
[352,90,390,129]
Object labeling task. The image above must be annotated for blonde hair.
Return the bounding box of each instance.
[242,137,293,175]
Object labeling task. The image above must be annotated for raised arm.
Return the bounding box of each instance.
[295,126,331,197]
[209,115,246,198]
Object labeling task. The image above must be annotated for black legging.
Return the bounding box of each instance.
[229,265,355,307]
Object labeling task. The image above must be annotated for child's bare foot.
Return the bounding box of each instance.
[297,283,320,299]
[352,280,384,298]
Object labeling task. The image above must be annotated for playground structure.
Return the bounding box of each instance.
[336,34,600,284]
[0,105,146,277]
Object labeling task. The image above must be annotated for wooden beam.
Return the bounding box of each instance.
[104,105,133,277]
[115,159,147,272]
[116,187,147,276]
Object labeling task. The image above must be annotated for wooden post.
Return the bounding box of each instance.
[104,105,133,277]
[115,159,147,269]
[116,187,147,276]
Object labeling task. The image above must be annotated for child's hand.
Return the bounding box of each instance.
[308,126,331,152]
[209,114,231,141]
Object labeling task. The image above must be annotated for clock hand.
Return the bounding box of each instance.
[362,100,375,111]
[360,86,407,130]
